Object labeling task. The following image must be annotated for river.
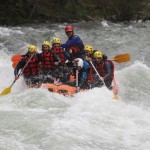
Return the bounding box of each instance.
[0,21,150,150]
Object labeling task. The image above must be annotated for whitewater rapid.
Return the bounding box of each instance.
[0,21,150,150]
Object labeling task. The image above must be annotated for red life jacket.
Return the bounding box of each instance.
[41,51,55,69]
[53,47,66,65]
[23,56,40,77]
[95,60,114,80]
[68,46,83,60]
[69,46,80,54]
[88,66,94,83]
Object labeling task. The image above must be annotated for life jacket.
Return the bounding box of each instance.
[68,43,84,60]
[40,51,55,69]
[95,59,114,80]
[53,47,66,65]
[69,46,80,54]
[87,66,94,83]
[68,46,81,60]
[23,55,40,77]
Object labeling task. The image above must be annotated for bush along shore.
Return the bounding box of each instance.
[0,0,150,25]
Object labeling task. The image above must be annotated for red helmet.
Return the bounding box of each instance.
[65,25,73,32]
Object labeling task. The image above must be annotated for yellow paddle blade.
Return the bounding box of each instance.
[113,94,119,100]
[112,54,130,63]
[0,86,12,96]
[112,79,119,100]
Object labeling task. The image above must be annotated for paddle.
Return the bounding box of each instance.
[0,54,35,96]
[112,53,130,63]
[74,59,80,93]
[76,69,78,87]
[12,62,19,68]
[11,54,24,62]
[90,61,119,100]
[112,78,119,100]
[11,54,24,68]
[90,61,103,81]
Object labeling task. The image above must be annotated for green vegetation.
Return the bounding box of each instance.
[0,0,150,25]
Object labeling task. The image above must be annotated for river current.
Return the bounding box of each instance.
[0,21,150,150]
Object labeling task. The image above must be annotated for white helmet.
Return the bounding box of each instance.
[77,58,83,68]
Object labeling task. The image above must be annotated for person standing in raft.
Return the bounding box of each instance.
[14,45,42,87]
[51,37,71,84]
[61,25,84,60]
[92,51,114,90]
[40,41,61,83]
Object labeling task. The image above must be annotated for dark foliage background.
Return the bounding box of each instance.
[0,0,150,25]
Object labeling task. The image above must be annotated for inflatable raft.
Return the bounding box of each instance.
[41,83,118,100]
[41,83,84,96]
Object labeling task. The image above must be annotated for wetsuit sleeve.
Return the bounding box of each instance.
[103,61,112,80]
[14,58,26,76]
[64,49,71,61]
[51,50,61,64]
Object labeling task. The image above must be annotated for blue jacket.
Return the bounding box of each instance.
[61,35,84,60]
[61,35,84,49]
[78,61,89,88]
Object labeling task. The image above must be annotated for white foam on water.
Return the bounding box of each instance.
[0,23,150,149]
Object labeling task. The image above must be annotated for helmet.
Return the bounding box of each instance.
[65,25,73,32]
[77,58,83,68]
[42,41,50,47]
[52,37,61,44]
[84,45,94,54]
[28,45,37,53]
[93,51,103,59]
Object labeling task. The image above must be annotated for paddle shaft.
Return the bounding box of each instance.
[10,79,17,87]
[76,68,79,87]
[90,61,103,81]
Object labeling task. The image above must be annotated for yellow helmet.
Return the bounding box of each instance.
[52,37,61,44]
[28,45,37,53]
[42,41,50,47]
[84,45,93,54]
[93,51,103,59]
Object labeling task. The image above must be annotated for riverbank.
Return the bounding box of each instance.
[0,0,150,26]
